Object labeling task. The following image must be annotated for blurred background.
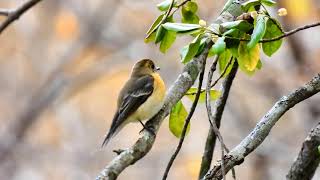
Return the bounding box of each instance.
[0,0,319,179]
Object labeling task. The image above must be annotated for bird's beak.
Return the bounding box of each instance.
[156,66,160,71]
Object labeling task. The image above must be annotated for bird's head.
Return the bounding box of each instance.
[132,59,160,76]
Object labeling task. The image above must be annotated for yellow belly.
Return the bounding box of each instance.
[130,73,166,122]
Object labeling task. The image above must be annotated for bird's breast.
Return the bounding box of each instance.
[132,73,166,121]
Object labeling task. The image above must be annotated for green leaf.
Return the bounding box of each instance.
[169,100,189,138]
[262,18,283,56]
[144,31,156,43]
[182,13,200,24]
[209,37,226,56]
[157,0,177,11]
[261,0,276,6]
[162,23,201,33]
[247,14,267,49]
[180,35,202,64]
[256,59,262,69]
[160,30,177,53]
[221,20,253,32]
[146,14,165,36]
[155,25,166,44]
[238,41,260,74]
[224,29,243,58]
[182,1,198,13]
[218,50,233,76]
[185,87,221,103]
[197,38,208,56]
[220,0,234,14]
[241,0,261,12]
[181,1,200,24]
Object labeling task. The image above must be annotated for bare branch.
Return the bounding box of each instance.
[0,9,11,16]
[286,122,320,180]
[0,0,43,34]
[203,73,320,180]
[199,62,238,179]
[162,51,208,180]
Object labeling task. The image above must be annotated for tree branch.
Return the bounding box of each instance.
[0,0,43,34]
[162,50,207,180]
[199,62,238,179]
[286,122,320,180]
[203,73,320,180]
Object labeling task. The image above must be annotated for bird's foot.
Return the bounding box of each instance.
[138,120,156,136]
[113,149,124,155]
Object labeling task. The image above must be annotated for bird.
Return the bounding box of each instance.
[101,59,166,147]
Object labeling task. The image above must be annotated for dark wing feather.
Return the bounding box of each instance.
[101,75,154,147]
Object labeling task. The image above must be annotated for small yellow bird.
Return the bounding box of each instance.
[101,59,166,147]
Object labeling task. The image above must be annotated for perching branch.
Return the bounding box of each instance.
[0,0,43,34]
[162,50,208,180]
[199,62,238,179]
[203,73,320,180]
[286,122,320,180]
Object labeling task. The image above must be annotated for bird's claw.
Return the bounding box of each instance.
[138,121,156,136]
[113,149,124,155]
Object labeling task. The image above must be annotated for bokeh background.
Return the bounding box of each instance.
[0,0,319,179]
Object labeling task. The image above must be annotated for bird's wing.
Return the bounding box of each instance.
[101,75,154,147]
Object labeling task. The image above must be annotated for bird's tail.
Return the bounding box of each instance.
[101,131,113,148]
[101,112,120,148]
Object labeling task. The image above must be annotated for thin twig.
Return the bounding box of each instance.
[170,0,191,16]
[205,56,227,180]
[260,21,320,42]
[162,52,208,180]
[208,21,320,43]
[185,57,233,96]
[0,0,43,34]
[210,57,234,89]
[199,61,238,179]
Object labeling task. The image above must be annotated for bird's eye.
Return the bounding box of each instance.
[151,64,155,69]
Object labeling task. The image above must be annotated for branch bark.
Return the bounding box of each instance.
[199,62,238,179]
[0,0,43,34]
[203,73,320,180]
[286,122,320,180]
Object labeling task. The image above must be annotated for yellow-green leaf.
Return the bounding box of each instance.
[185,87,221,103]
[169,101,189,138]
[238,41,260,74]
